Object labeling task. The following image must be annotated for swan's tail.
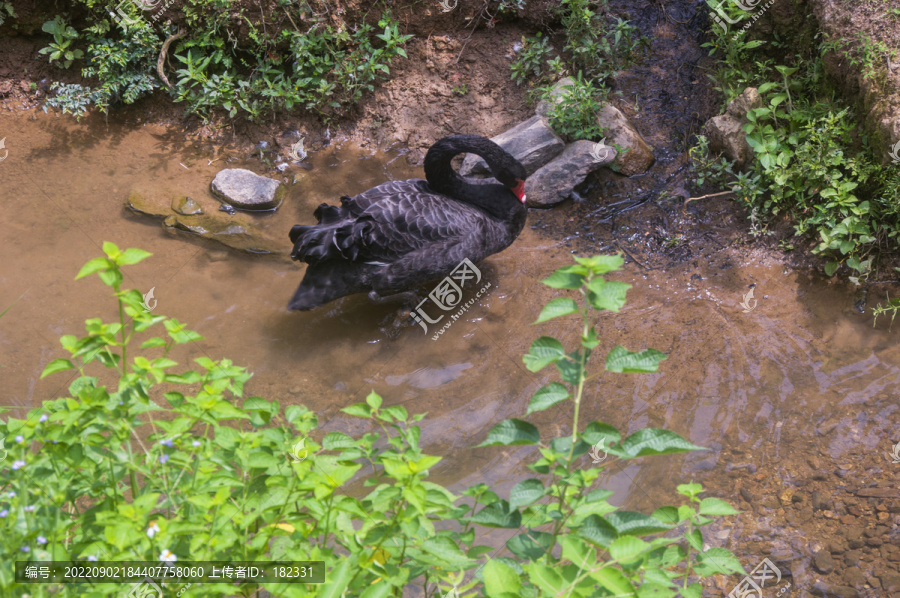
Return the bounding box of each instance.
[288,261,370,311]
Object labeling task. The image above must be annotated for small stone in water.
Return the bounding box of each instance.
[219,204,236,214]
[172,195,203,216]
[276,163,289,173]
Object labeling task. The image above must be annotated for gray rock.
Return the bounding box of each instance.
[171,196,203,216]
[812,491,831,511]
[880,573,900,592]
[595,103,655,176]
[813,549,834,574]
[524,140,616,208]
[535,76,574,119]
[703,87,761,169]
[843,566,866,588]
[726,87,762,119]
[210,168,286,211]
[843,549,861,567]
[459,115,565,177]
[811,581,859,598]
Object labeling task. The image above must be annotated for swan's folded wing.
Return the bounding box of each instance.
[337,185,483,263]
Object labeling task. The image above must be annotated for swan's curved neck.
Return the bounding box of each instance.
[423,138,514,218]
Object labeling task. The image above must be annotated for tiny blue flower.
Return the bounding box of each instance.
[36,536,47,545]
[160,439,174,448]
[15,435,23,443]
[0,510,9,517]
[24,506,35,512]
[87,556,98,561]
[11,460,25,470]
[8,491,15,497]
[52,440,58,444]
[20,546,29,552]
[159,454,170,464]
[38,414,48,423]
[192,440,201,448]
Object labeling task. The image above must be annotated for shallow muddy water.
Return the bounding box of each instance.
[3,0,900,587]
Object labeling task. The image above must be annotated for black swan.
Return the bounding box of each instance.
[287,134,528,311]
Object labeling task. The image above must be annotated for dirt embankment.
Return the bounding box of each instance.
[749,0,900,163]
[0,0,561,161]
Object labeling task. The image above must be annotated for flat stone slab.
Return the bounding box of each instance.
[211,168,286,211]
[524,140,617,208]
[125,189,284,257]
[459,115,565,177]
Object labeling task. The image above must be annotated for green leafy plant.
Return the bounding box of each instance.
[39,17,84,69]
[694,17,900,280]
[546,72,608,141]
[872,292,900,328]
[510,33,555,85]
[0,2,14,26]
[2,249,742,596]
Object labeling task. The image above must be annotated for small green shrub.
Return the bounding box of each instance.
[1,247,742,596]
[39,17,84,69]
[696,16,900,280]
[545,72,607,141]
[510,33,555,85]
[0,2,14,26]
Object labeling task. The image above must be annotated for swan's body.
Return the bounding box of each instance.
[287,135,528,311]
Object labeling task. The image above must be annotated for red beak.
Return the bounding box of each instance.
[512,180,526,204]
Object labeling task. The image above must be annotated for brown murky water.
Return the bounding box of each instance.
[2,107,899,592]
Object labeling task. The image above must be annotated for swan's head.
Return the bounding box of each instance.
[496,162,528,205]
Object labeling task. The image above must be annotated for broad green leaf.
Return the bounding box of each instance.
[341,404,371,418]
[419,536,474,569]
[573,254,624,274]
[509,478,547,509]
[605,346,667,373]
[592,566,635,596]
[582,421,620,446]
[477,419,539,446]
[541,269,584,289]
[698,497,739,516]
[695,547,747,576]
[41,358,75,378]
[534,297,579,323]
[524,563,565,594]
[470,501,521,528]
[101,241,121,259]
[577,514,618,548]
[483,560,522,596]
[636,583,676,597]
[523,337,566,372]
[677,482,703,498]
[117,248,152,265]
[587,279,631,312]
[561,535,594,570]
[619,428,704,458]
[606,511,672,535]
[526,382,569,414]
[323,432,356,450]
[318,558,353,598]
[75,257,110,279]
[608,535,649,564]
[365,391,382,410]
[507,530,554,561]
